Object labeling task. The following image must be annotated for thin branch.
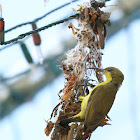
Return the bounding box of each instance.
[5,0,80,33]
[0,13,79,45]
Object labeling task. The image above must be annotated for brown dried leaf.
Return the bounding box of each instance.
[61,62,69,75]
[84,36,89,46]
[61,90,74,102]
[89,12,97,24]
[103,24,107,39]
[84,7,89,22]
[66,109,81,116]
[67,124,78,140]
[66,105,79,110]
[95,71,103,83]
[97,21,105,49]
[50,102,61,119]
[61,73,77,101]
[57,111,65,121]
[44,121,54,136]
[90,0,105,9]
[68,23,79,40]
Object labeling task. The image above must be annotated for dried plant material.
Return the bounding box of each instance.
[89,12,97,24]
[44,121,54,136]
[62,89,74,102]
[76,4,84,12]
[45,1,111,139]
[67,124,78,140]
[97,21,105,49]
[68,23,79,39]
[61,72,77,101]
[66,105,79,110]
[50,102,62,119]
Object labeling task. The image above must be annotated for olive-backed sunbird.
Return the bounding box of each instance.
[60,67,124,131]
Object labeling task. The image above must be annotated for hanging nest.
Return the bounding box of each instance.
[45,0,111,139]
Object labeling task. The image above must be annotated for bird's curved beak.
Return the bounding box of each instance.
[88,67,104,72]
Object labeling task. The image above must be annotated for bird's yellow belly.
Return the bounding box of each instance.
[75,94,90,119]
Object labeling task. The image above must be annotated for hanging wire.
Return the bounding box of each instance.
[5,0,80,33]
[0,13,79,45]
[0,36,29,51]
[0,0,80,47]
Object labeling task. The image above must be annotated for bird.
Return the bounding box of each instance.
[59,67,124,132]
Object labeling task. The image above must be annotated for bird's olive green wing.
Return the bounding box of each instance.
[84,86,107,129]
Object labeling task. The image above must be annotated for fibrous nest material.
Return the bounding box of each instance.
[44,0,111,139]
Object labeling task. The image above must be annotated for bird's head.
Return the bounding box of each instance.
[104,67,124,85]
[89,67,124,86]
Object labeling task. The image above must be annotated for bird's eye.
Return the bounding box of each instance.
[107,68,112,72]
